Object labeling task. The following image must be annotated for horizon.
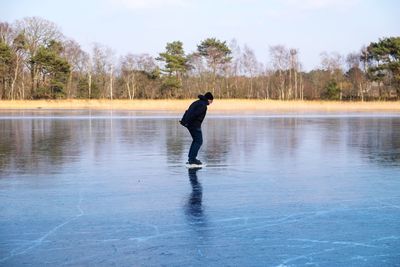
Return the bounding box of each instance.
[1,0,400,71]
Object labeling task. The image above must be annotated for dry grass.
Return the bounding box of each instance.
[0,99,399,113]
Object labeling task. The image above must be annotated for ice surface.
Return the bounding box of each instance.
[0,110,399,266]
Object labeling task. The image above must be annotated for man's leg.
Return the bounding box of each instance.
[188,127,203,162]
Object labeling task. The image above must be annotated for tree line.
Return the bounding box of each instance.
[0,17,399,100]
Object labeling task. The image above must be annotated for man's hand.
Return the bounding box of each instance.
[179,120,188,127]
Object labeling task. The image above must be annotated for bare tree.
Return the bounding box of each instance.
[0,22,27,99]
[108,50,116,100]
[11,33,27,99]
[269,45,289,100]
[186,52,206,96]
[359,46,371,100]
[320,51,343,72]
[320,51,344,99]
[62,39,86,98]
[241,45,260,98]
[82,54,93,99]
[91,43,106,98]
[120,53,157,99]
[110,63,113,100]
[0,22,14,45]
[136,54,157,73]
[91,43,115,99]
[14,17,63,97]
[228,39,241,97]
[262,66,274,99]
[298,62,304,100]
[346,52,365,101]
[120,54,135,99]
[289,48,300,99]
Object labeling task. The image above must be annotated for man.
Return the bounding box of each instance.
[180,92,214,166]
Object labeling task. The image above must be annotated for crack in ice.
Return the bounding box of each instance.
[0,191,84,263]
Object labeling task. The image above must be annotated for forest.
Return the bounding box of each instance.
[0,17,399,101]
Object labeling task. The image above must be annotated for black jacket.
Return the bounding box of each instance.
[180,95,209,128]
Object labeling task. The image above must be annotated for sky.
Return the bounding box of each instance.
[1,0,399,70]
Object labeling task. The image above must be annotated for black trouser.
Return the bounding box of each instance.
[188,127,203,161]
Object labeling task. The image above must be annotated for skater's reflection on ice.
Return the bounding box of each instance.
[185,168,206,224]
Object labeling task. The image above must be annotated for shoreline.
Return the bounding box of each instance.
[0,99,399,113]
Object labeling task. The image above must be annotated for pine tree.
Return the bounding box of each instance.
[157,41,188,97]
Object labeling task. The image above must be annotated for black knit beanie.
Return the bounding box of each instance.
[204,92,214,100]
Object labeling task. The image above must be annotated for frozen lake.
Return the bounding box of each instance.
[1,110,400,266]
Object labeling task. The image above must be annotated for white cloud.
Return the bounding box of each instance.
[108,0,190,9]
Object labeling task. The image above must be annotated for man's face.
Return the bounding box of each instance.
[208,99,213,105]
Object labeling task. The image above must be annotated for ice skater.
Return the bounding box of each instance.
[180,92,214,167]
